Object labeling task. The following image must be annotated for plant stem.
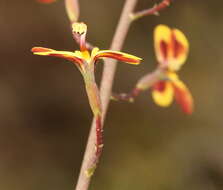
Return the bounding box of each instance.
[74,0,138,190]
[131,0,172,21]
[99,0,138,120]
[83,72,103,159]
[111,68,164,102]
[95,115,103,157]
[112,88,141,102]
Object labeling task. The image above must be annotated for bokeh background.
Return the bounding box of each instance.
[1,0,223,189]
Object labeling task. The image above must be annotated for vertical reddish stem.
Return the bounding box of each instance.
[95,115,103,157]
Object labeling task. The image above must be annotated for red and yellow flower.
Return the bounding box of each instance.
[32,22,141,157]
[151,24,193,114]
[32,22,141,116]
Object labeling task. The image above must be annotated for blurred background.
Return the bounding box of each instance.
[1,0,223,189]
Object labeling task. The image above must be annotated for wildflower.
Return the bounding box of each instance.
[150,25,193,114]
[32,22,141,114]
[31,22,141,156]
[152,71,193,114]
[114,25,193,114]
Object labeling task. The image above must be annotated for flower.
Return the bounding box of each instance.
[151,25,193,114]
[111,24,193,114]
[32,22,141,158]
[152,72,193,114]
[31,22,141,116]
[32,22,141,74]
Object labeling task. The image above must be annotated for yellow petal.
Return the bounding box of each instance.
[31,47,83,65]
[154,25,189,71]
[75,50,90,61]
[152,81,174,107]
[154,24,172,64]
[91,47,100,58]
[94,50,142,65]
[168,28,189,71]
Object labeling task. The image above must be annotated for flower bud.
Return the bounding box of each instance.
[65,0,80,23]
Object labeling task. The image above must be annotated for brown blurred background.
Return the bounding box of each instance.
[1,0,223,189]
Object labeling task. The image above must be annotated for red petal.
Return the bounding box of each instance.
[173,84,193,114]
[31,47,54,53]
[94,50,141,65]
[153,81,167,92]
[171,33,186,59]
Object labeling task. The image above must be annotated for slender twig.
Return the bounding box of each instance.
[112,68,164,102]
[131,0,173,20]
[112,88,141,102]
[74,0,138,190]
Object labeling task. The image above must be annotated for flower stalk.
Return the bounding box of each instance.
[83,71,103,157]
[130,0,173,21]
[112,68,164,102]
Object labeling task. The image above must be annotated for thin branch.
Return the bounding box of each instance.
[111,68,164,102]
[131,0,173,21]
[74,0,138,190]
[112,88,141,102]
